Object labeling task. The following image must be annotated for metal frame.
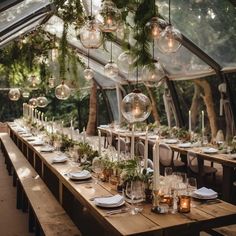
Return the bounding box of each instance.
[0,0,24,13]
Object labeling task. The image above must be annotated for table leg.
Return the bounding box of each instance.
[222,165,234,202]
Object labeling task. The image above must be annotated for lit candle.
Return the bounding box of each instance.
[98,130,101,156]
[41,113,44,122]
[144,127,149,169]
[45,117,47,123]
[83,127,86,143]
[61,121,64,134]
[70,119,73,129]
[131,124,135,159]
[117,134,121,161]
[179,195,191,213]
[202,110,204,132]
[189,110,191,133]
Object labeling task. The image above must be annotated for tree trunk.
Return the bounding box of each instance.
[190,83,201,129]
[86,81,97,135]
[194,79,218,139]
[145,86,160,126]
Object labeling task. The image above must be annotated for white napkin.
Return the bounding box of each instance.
[194,187,218,198]
[164,139,178,144]
[178,142,191,148]
[21,133,32,137]
[202,147,218,153]
[52,155,68,163]
[69,170,91,179]
[29,139,44,146]
[40,146,54,152]
[94,194,124,206]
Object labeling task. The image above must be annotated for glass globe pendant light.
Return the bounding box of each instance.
[28,75,40,90]
[121,68,152,123]
[37,96,48,108]
[8,88,21,101]
[28,98,38,107]
[142,40,165,87]
[117,50,135,74]
[145,0,167,40]
[55,80,71,100]
[99,0,121,32]
[84,49,94,81]
[157,0,182,54]
[79,0,103,49]
[104,42,119,78]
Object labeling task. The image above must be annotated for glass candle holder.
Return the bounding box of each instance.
[179,195,191,213]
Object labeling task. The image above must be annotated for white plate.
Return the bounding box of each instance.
[202,147,218,154]
[95,200,125,208]
[21,133,32,137]
[178,142,191,148]
[68,170,92,180]
[40,146,54,152]
[52,155,68,163]
[164,139,178,144]
[29,140,44,146]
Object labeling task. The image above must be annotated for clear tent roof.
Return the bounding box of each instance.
[0,0,236,88]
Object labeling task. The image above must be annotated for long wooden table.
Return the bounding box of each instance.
[98,126,236,203]
[7,123,236,236]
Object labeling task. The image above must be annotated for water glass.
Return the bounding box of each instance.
[92,157,104,184]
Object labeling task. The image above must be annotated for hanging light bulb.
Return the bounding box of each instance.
[8,88,21,101]
[84,49,94,80]
[48,76,56,88]
[80,0,103,49]
[28,75,40,90]
[28,98,38,107]
[104,42,119,78]
[157,0,182,54]
[142,41,165,87]
[55,81,70,100]
[117,51,135,74]
[37,96,48,108]
[145,17,167,40]
[121,67,152,123]
[99,0,121,32]
[142,60,165,87]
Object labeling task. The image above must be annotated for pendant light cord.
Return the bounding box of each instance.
[90,0,93,17]
[87,49,90,67]
[152,39,155,59]
[153,0,156,15]
[110,41,113,62]
[169,0,171,25]
[136,66,138,88]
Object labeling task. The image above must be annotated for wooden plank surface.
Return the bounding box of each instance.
[8,125,236,236]
[0,133,81,236]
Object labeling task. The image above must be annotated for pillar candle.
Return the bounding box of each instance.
[41,113,44,122]
[131,124,135,159]
[98,130,101,156]
[189,110,191,133]
[45,117,47,123]
[144,127,149,169]
[117,134,121,161]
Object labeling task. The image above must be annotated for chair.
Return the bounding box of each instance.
[136,141,154,169]
[187,151,217,186]
[159,143,185,175]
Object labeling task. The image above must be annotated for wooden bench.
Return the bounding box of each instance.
[0,133,81,236]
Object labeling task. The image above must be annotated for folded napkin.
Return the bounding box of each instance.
[29,139,44,146]
[94,194,124,206]
[52,155,68,163]
[21,133,32,138]
[40,146,54,152]
[178,142,191,148]
[202,147,218,153]
[68,170,91,179]
[194,187,218,198]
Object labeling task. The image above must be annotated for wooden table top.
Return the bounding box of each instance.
[8,124,236,236]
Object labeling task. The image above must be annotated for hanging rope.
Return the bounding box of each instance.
[169,0,171,25]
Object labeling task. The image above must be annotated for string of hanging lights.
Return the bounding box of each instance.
[84,49,94,80]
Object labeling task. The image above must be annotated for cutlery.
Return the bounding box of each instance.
[74,180,93,184]
[105,207,129,216]
[89,195,112,201]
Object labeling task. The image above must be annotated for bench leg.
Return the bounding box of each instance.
[35,219,41,236]
[16,179,22,209]
[22,190,28,213]
[13,171,17,187]
[28,205,35,233]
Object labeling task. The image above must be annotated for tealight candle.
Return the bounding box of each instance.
[179,195,191,213]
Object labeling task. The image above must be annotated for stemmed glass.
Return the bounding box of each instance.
[92,157,104,184]
[125,181,144,215]
[187,177,197,207]
[53,137,61,155]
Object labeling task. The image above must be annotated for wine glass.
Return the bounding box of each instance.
[125,181,144,215]
[92,157,104,184]
[187,177,197,207]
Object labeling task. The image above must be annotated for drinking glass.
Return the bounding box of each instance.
[203,136,209,146]
[53,138,61,154]
[92,157,104,184]
[187,177,197,207]
[125,181,144,215]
